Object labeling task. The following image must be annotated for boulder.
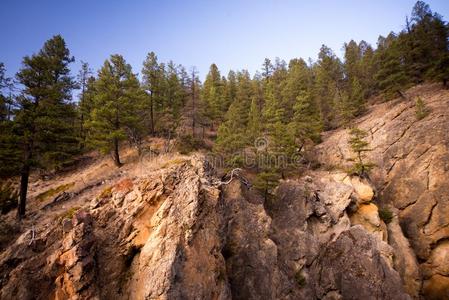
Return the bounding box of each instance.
[350,203,387,241]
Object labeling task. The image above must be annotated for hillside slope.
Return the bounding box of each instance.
[0,83,448,299]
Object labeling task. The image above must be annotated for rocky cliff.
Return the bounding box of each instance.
[316,83,449,299]
[0,84,448,299]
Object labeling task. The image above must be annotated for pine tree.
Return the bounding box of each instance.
[314,45,344,129]
[223,70,237,113]
[158,61,186,136]
[0,63,21,178]
[358,41,377,97]
[282,58,313,121]
[201,64,225,126]
[262,58,273,81]
[88,54,143,166]
[405,1,449,83]
[247,97,262,142]
[77,61,94,150]
[374,33,410,99]
[214,102,247,166]
[290,90,322,144]
[348,127,374,176]
[142,52,164,135]
[14,35,78,217]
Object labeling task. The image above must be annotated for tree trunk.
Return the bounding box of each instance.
[113,138,122,167]
[191,71,196,137]
[18,163,30,218]
[150,93,155,136]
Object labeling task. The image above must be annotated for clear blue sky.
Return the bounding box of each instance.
[1,0,448,82]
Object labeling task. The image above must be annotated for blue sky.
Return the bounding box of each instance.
[1,0,448,83]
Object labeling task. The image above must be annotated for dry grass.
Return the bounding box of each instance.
[55,206,80,222]
[97,186,113,200]
[36,182,75,202]
[160,158,188,169]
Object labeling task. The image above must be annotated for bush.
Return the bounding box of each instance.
[36,182,74,202]
[253,171,280,201]
[97,186,113,200]
[176,134,204,154]
[379,207,394,224]
[0,181,18,214]
[295,271,306,288]
[415,97,430,120]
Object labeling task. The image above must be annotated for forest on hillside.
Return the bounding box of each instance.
[0,1,448,217]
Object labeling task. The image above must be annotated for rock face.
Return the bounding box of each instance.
[316,84,449,298]
[0,156,409,300]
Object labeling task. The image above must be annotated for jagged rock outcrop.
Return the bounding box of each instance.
[0,156,409,300]
[220,171,408,299]
[316,84,449,298]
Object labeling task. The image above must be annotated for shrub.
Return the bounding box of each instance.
[176,134,204,154]
[161,158,188,169]
[36,182,74,202]
[0,181,18,214]
[55,206,80,223]
[295,271,306,288]
[379,207,394,224]
[97,186,113,200]
[415,97,430,120]
[253,171,280,201]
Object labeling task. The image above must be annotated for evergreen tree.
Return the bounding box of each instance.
[201,64,225,126]
[348,127,374,176]
[88,54,143,166]
[223,70,237,113]
[314,45,344,129]
[406,1,449,83]
[77,61,93,150]
[290,90,322,144]
[262,58,273,81]
[14,35,78,216]
[158,61,186,136]
[358,41,377,97]
[374,33,410,99]
[282,58,313,121]
[214,71,253,165]
[142,52,164,135]
[0,63,21,178]
[247,97,262,142]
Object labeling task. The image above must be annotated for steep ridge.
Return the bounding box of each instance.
[316,83,449,299]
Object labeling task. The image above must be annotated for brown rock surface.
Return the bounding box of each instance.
[0,155,409,299]
[316,84,449,298]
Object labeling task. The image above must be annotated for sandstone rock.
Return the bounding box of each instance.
[350,203,387,241]
[316,85,449,297]
[0,155,417,299]
[387,213,422,298]
[310,226,410,300]
[348,176,375,203]
[422,274,449,300]
[62,218,73,233]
